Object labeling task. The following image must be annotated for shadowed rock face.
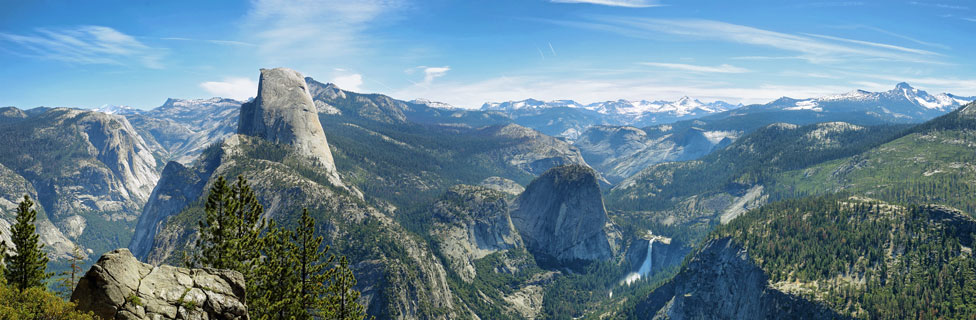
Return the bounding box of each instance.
[634,238,847,320]
[510,165,617,262]
[238,67,342,187]
[72,249,248,320]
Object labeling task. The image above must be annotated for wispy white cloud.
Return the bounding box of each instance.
[641,62,750,73]
[243,0,402,61]
[838,25,950,49]
[160,37,255,47]
[332,73,364,91]
[557,18,945,65]
[0,25,164,68]
[908,1,970,10]
[550,0,663,8]
[802,33,941,56]
[405,66,451,85]
[423,66,450,84]
[200,77,258,100]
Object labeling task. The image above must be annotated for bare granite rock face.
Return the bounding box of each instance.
[238,67,343,187]
[429,185,523,281]
[510,165,618,262]
[72,249,248,320]
[478,177,525,196]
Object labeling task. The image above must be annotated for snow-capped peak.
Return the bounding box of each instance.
[411,98,458,109]
[94,104,138,115]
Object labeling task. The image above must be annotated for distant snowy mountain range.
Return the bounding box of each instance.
[749,82,973,120]
[478,83,973,139]
[480,97,739,139]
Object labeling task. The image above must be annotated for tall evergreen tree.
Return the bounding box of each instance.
[251,221,300,319]
[190,176,233,269]
[190,175,266,274]
[228,175,266,274]
[2,196,50,291]
[292,208,332,317]
[324,256,368,320]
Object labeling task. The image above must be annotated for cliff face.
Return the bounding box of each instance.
[128,161,213,260]
[635,238,846,320]
[72,249,248,320]
[510,165,618,262]
[238,68,342,187]
[428,185,523,281]
[0,107,161,259]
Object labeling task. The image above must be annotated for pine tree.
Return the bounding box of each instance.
[55,245,85,298]
[190,176,233,269]
[3,195,50,291]
[292,208,332,318]
[228,175,265,274]
[324,256,368,320]
[251,221,301,319]
[190,175,266,274]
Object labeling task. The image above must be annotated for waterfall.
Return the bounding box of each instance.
[622,238,655,285]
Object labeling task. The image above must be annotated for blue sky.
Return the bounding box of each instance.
[1,0,974,109]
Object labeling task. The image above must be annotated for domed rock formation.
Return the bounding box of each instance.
[510,165,618,262]
[238,67,343,187]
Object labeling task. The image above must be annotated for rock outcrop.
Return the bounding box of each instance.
[510,165,618,261]
[72,249,248,320]
[429,185,523,281]
[478,177,525,196]
[129,161,213,260]
[238,68,342,187]
[634,238,845,319]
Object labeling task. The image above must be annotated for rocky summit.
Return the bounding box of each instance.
[72,249,248,320]
[510,164,618,262]
[238,67,343,187]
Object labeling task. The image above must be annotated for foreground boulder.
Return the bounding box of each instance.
[71,249,248,320]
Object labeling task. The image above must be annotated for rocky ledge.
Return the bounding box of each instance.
[72,249,248,320]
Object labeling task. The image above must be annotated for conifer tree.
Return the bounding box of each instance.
[191,175,265,274]
[324,256,368,320]
[228,175,265,274]
[251,221,300,319]
[191,176,233,269]
[292,208,332,317]
[3,196,50,291]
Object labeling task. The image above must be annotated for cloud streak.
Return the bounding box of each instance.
[0,25,164,68]
[557,17,945,65]
[641,62,750,73]
[243,0,401,61]
[550,0,663,8]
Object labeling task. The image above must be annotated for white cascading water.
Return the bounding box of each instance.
[622,238,655,285]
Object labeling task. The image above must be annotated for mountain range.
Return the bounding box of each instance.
[2,68,975,319]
